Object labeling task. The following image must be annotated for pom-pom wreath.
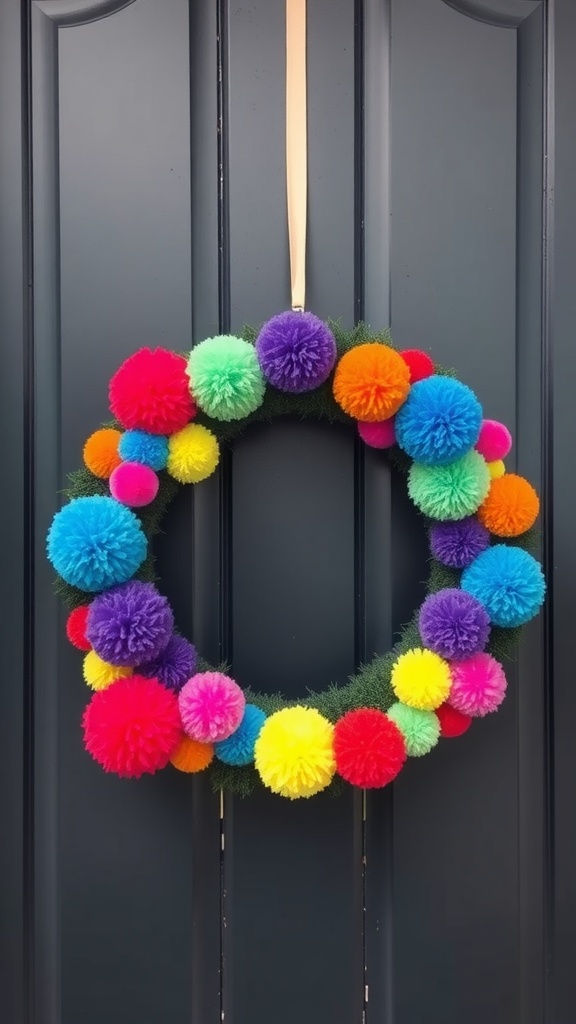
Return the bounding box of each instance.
[47,495,147,592]
[255,311,336,393]
[408,450,490,521]
[187,335,265,421]
[333,708,407,788]
[475,419,512,462]
[399,348,435,383]
[435,703,472,737]
[386,703,440,757]
[448,653,507,717]
[333,343,410,422]
[118,430,168,471]
[66,605,91,651]
[83,650,132,691]
[254,706,335,799]
[83,428,122,479]
[86,580,173,667]
[391,648,452,710]
[357,418,396,448]
[166,423,220,484]
[170,735,214,773]
[461,544,545,627]
[418,588,490,661]
[215,704,267,766]
[477,473,539,538]
[109,348,195,434]
[139,635,197,691]
[178,672,245,743]
[109,461,159,508]
[487,460,505,480]
[82,675,181,778]
[395,376,482,466]
[429,517,490,569]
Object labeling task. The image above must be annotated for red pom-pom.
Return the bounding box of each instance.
[66,605,91,651]
[399,349,435,383]
[333,708,406,788]
[82,675,182,778]
[435,702,472,738]
[109,348,196,435]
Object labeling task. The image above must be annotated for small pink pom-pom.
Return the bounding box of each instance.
[448,652,507,717]
[357,418,396,449]
[110,461,159,507]
[178,671,245,743]
[475,420,512,462]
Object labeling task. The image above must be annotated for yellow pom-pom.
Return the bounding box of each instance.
[83,428,122,479]
[254,706,335,799]
[170,735,214,773]
[487,459,505,480]
[83,651,132,691]
[166,423,220,484]
[391,648,451,710]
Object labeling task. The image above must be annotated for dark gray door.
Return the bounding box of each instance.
[1,1,575,1022]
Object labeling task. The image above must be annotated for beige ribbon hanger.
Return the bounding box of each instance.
[286,0,307,312]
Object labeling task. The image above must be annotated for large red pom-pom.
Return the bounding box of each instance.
[333,708,407,788]
[435,703,472,738]
[82,675,182,778]
[66,605,91,651]
[399,349,435,383]
[109,348,196,435]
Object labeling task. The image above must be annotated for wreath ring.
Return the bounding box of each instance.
[47,313,545,799]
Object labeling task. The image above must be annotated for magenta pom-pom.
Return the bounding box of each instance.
[109,461,159,507]
[448,652,507,717]
[475,419,512,462]
[357,418,396,449]
[178,671,246,743]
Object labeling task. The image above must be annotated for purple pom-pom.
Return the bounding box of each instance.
[255,310,337,393]
[140,635,197,691]
[86,580,173,667]
[419,588,490,661]
[429,517,490,569]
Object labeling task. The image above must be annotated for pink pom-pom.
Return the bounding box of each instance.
[109,461,159,507]
[475,419,512,462]
[448,652,507,717]
[357,418,396,449]
[178,671,245,743]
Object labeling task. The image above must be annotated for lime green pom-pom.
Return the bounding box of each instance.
[187,335,265,422]
[387,702,440,756]
[408,450,489,521]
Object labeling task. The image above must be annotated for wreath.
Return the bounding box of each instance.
[47,312,545,799]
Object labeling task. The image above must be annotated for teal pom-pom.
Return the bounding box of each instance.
[187,335,265,421]
[461,544,545,627]
[214,703,266,765]
[408,450,490,521]
[395,375,482,466]
[118,430,168,471]
[387,703,440,756]
[47,495,147,592]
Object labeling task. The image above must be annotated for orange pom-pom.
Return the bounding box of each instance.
[170,734,214,773]
[477,473,539,537]
[333,344,410,422]
[83,428,122,479]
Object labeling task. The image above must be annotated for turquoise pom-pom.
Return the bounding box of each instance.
[187,335,265,422]
[118,430,169,471]
[461,544,545,627]
[395,375,482,466]
[214,703,266,765]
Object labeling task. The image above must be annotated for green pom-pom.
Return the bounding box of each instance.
[187,335,265,421]
[408,450,489,521]
[387,702,440,756]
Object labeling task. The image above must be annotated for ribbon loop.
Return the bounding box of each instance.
[286,0,307,312]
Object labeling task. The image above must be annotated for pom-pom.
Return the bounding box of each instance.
[395,376,482,466]
[140,635,197,691]
[109,348,195,434]
[82,675,181,777]
[487,460,505,480]
[435,703,472,737]
[386,702,440,756]
[333,708,406,787]
[448,652,507,716]
[332,343,410,422]
[399,348,435,383]
[477,473,539,538]
[461,544,545,627]
[83,428,122,479]
[187,335,265,421]
[170,735,214,773]
[418,588,490,660]
[47,495,147,592]
[178,672,245,743]
[254,706,335,799]
[391,648,452,710]
[429,517,490,568]
[109,461,159,507]
[66,605,91,651]
[475,419,512,462]
[83,650,132,691]
[408,450,490,521]
[166,423,220,484]
[86,580,173,667]
[118,430,168,471]
[255,311,336,393]
[357,418,396,448]
[215,704,267,766]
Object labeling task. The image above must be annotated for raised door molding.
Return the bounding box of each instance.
[33,0,136,28]
[442,0,542,28]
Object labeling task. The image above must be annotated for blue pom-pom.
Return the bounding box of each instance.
[461,544,545,627]
[214,704,266,765]
[118,430,169,471]
[395,375,483,465]
[47,495,147,592]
